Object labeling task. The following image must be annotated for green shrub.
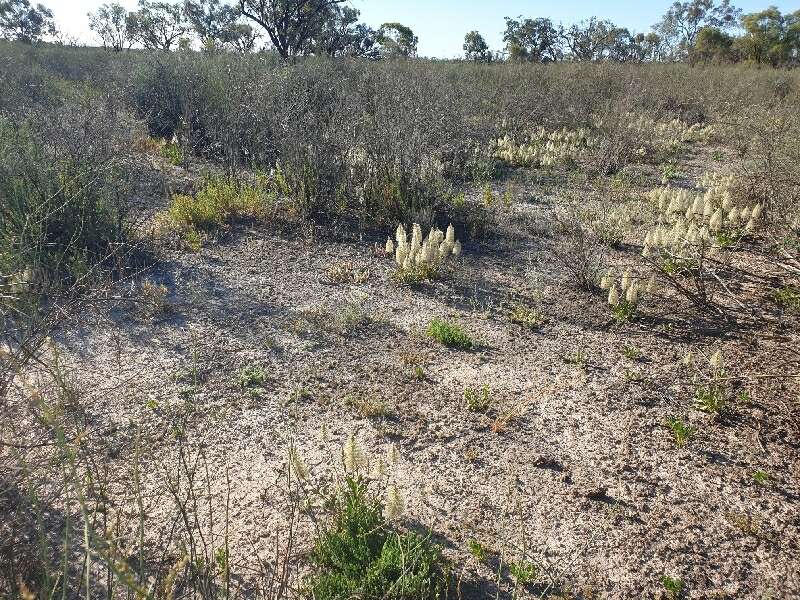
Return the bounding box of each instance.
[309,478,447,600]
[426,318,474,350]
[0,119,126,307]
[132,56,193,140]
[164,175,272,236]
[160,141,183,166]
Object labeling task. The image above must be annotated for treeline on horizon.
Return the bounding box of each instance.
[0,0,798,67]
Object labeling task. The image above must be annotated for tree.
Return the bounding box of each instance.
[463,30,490,62]
[223,20,259,52]
[313,5,377,58]
[376,22,417,57]
[622,32,668,62]
[128,0,187,50]
[691,26,735,63]
[503,16,562,62]
[563,17,634,61]
[238,0,345,58]
[88,3,132,51]
[185,0,261,52]
[0,0,55,43]
[736,7,800,66]
[654,0,741,58]
[185,0,228,45]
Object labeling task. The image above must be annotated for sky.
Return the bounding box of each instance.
[50,0,797,58]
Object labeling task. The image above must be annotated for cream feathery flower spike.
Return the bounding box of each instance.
[608,285,620,306]
[709,208,723,232]
[625,282,639,305]
[709,349,724,372]
[343,434,366,474]
[621,268,632,292]
[384,484,405,520]
[395,224,407,245]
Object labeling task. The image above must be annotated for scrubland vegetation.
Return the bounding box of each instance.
[2,0,800,598]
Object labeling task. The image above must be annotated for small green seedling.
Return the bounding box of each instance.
[661,575,684,599]
[509,560,537,585]
[239,365,267,389]
[467,539,488,562]
[666,417,695,448]
[464,385,492,412]
[622,345,641,360]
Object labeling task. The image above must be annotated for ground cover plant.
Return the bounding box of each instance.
[2,1,800,598]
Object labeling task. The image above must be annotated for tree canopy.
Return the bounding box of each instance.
[0,0,55,43]
[463,30,490,62]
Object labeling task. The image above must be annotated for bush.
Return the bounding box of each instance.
[0,118,127,308]
[309,478,447,600]
[163,175,273,237]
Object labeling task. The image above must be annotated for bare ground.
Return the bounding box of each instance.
[16,148,800,598]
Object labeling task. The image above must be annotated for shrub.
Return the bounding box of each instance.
[0,118,127,310]
[162,175,273,241]
[309,478,447,600]
[426,318,474,350]
[549,208,605,290]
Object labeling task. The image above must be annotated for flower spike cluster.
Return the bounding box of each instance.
[642,172,763,263]
[493,127,593,168]
[601,267,655,310]
[623,114,716,156]
[389,222,461,272]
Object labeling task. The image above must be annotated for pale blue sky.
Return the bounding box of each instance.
[51,0,797,57]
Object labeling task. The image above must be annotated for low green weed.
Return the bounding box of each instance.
[564,347,588,368]
[622,345,641,360]
[467,539,488,562]
[427,318,474,350]
[661,575,684,599]
[464,385,492,412]
[164,175,272,242]
[392,262,440,286]
[509,560,537,585]
[509,304,544,329]
[160,141,183,166]
[694,384,726,414]
[239,365,267,389]
[773,286,800,312]
[666,417,695,448]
